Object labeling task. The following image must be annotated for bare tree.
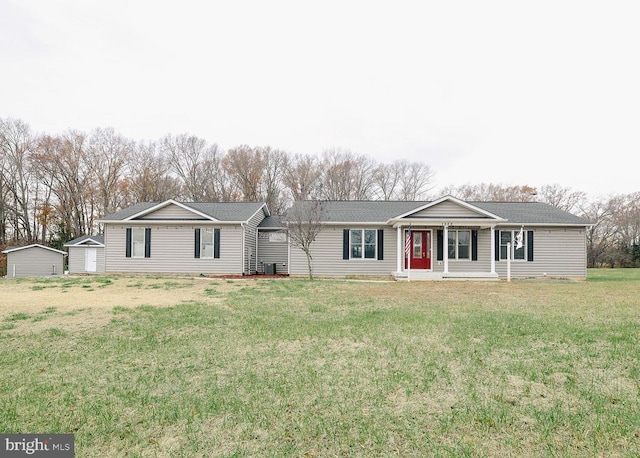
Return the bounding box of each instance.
[284,200,325,280]
[0,118,36,242]
[126,141,182,204]
[223,145,264,201]
[199,146,238,202]
[88,127,133,215]
[32,132,95,241]
[373,162,402,200]
[538,184,586,213]
[260,146,289,213]
[319,148,376,200]
[443,183,539,201]
[163,133,219,201]
[283,153,322,201]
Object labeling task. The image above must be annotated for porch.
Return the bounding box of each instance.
[393,270,499,281]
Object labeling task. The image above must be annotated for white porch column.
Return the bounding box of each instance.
[443,224,449,274]
[396,226,402,273]
[490,226,496,275]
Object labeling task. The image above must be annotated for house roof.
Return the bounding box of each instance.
[2,244,67,255]
[64,235,105,247]
[286,199,590,226]
[470,202,589,225]
[100,201,269,223]
[258,215,285,229]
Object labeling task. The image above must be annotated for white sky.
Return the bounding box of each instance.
[2,0,639,199]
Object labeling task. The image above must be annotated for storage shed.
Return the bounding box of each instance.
[2,244,67,278]
[64,235,105,274]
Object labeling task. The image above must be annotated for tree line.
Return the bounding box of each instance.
[0,118,434,247]
[1,117,638,268]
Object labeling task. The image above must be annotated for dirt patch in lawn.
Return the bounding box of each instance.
[0,275,239,335]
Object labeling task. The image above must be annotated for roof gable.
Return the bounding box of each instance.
[100,200,269,223]
[64,235,105,247]
[2,244,67,255]
[394,196,503,221]
[126,200,217,221]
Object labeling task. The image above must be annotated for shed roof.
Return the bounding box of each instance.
[64,235,105,247]
[2,244,67,255]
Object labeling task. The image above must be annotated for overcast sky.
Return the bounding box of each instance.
[2,0,639,199]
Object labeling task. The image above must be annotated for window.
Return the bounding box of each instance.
[126,227,151,258]
[500,230,526,260]
[201,228,214,258]
[350,229,377,259]
[447,230,471,260]
[195,228,221,259]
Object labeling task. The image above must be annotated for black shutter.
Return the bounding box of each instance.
[214,228,221,258]
[471,230,478,261]
[343,229,349,259]
[194,228,201,258]
[527,230,534,261]
[436,230,443,261]
[144,228,151,258]
[495,230,500,261]
[377,229,384,260]
[125,228,132,258]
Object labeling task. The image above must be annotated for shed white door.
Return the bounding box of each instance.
[85,248,97,272]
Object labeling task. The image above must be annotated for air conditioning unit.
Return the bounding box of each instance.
[264,263,276,275]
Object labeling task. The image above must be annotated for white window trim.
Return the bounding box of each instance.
[500,230,527,261]
[131,227,146,258]
[447,230,471,260]
[349,228,378,260]
[200,228,215,259]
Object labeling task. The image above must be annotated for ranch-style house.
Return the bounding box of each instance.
[95,196,590,280]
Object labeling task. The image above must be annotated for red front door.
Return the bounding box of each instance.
[405,230,431,269]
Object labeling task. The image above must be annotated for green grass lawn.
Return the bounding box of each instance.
[1,270,639,457]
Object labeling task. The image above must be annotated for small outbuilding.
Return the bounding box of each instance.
[64,235,105,274]
[2,244,67,278]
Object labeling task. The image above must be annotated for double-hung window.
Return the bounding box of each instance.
[126,227,151,258]
[447,230,471,260]
[500,230,526,260]
[194,228,221,259]
[350,229,377,259]
[200,228,214,258]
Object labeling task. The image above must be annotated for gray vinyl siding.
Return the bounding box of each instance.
[67,246,106,274]
[138,204,204,220]
[290,226,396,277]
[411,201,481,218]
[494,226,587,278]
[244,209,267,274]
[432,227,493,274]
[257,230,288,274]
[104,224,243,274]
[6,248,65,278]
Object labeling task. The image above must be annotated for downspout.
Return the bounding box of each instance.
[255,228,259,274]
[490,226,496,275]
[241,223,246,275]
[287,231,291,275]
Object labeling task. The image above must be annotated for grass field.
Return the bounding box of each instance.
[1,270,639,457]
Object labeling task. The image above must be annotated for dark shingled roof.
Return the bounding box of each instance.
[101,201,267,222]
[258,215,285,228]
[287,200,589,225]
